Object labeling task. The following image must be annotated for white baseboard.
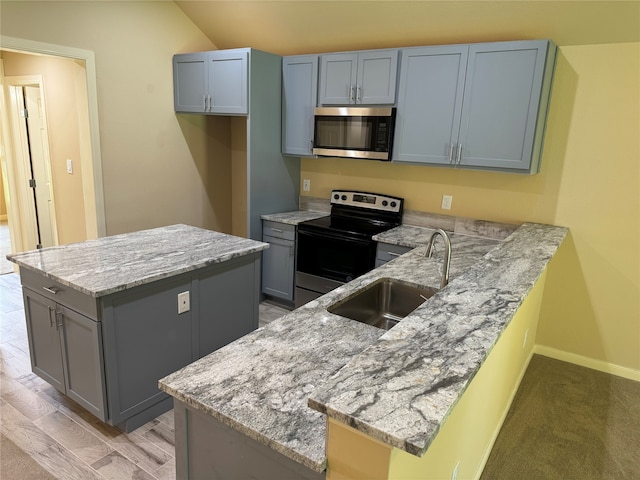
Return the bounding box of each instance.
[534,345,640,382]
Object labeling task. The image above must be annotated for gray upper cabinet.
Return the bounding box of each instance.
[393,45,468,165]
[282,55,318,156]
[318,50,398,105]
[394,40,556,174]
[174,49,248,115]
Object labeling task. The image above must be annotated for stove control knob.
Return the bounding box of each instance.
[341,195,347,201]
[382,200,388,207]
[390,201,397,208]
[333,193,340,200]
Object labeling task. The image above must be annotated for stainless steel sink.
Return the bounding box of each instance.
[327,278,438,330]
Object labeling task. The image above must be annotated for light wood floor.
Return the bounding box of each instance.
[0,272,288,480]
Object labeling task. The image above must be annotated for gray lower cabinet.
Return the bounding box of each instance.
[375,242,412,268]
[174,400,324,480]
[23,288,107,420]
[393,40,557,174]
[261,221,295,303]
[19,253,261,431]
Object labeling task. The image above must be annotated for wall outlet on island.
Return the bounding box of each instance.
[303,179,310,192]
[177,291,190,314]
[442,194,453,210]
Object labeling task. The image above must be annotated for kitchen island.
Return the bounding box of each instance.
[159,222,567,478]
[8,224,268,431]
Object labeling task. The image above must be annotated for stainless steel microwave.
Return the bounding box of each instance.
[312,107,396,161]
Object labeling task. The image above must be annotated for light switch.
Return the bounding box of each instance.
[441,195,453,210]
[66,159,73,174]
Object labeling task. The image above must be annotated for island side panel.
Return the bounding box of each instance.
[101,275,194,428]
[174,400,325,480]
[193,253,261,358]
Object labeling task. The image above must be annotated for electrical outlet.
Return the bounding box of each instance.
[178,291,190,314]
[66,159,73,174]
[452,461,460,480]
[441,194,453,210]
[303,179,311,192]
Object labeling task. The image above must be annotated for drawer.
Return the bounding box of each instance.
[262,221,295,241]
[20,268,99,319]
[376,242,412,264]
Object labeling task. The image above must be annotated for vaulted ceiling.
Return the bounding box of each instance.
[175,1,640,55]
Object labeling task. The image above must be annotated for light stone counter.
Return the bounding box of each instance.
[159,224,566,472]
[7,224,268,297]
[261,210,328,225]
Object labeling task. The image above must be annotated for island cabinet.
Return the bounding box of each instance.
[318,49,398,105]
[15,238,263,432]
[173,49,248,114]
[393,40,556,174]
[23,284,106,420]
[282,55,318,156]
[261,220,296,303]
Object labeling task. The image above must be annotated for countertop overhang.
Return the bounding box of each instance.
[6,224,269,297]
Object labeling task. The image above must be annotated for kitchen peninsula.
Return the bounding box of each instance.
[159,222,567,479]
[7,224,267,432]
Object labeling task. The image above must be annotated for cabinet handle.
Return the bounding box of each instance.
[203,94,207,111]
[271,228,283,234]
[48,306,56,327]
[43,286,60,294]
[449,144,455,164]
[289,245,294,257]
[350,85,355,102]
[356,86,361,103]
[387,252,402,257]
[209,95,213,109]
[456,143,462,165]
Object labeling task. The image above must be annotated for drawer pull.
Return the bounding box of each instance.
[271,228,284,234]
[387,252,402,257]
[43,286,61,294]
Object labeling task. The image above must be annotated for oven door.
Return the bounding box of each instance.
[296,229,377,284]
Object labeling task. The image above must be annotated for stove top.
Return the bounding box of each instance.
[298,190,404,239]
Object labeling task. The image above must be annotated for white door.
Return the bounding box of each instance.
[24,85,56,248]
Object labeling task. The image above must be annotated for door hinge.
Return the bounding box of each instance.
[20,108,28,118]
[29,178,36,188]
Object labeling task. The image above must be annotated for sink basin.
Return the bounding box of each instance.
[327,278,438,330]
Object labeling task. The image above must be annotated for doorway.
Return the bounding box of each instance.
[5,80,57,251]
[0,35,106,267]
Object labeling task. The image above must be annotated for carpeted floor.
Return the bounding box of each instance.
[1,434,56,480]
[481,354,640,479]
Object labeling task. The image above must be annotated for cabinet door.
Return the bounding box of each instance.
[457,40,551,171]
[196,255,259,357]
[357,50,398,105]
[58,305,107,420]
[318,53,358,105]
[208,50,248,114]
[282,55,318,156]
[23,288,65,392]
[262,236,295,301]
[393,46,468,164]
[173,53,208,113]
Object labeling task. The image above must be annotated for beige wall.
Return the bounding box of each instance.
[2,52,87,244]
[0,1,231,235]
[0,162,6,218]
[302,42,640,374]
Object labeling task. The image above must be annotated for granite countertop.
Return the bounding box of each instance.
[159,225,524,472]
[308,223,568,456]
[6,224,268,297]
[261,210,328,225]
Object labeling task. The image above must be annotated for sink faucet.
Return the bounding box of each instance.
[424,229,452,288]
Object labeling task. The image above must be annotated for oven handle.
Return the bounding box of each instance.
[297,228,374,247]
